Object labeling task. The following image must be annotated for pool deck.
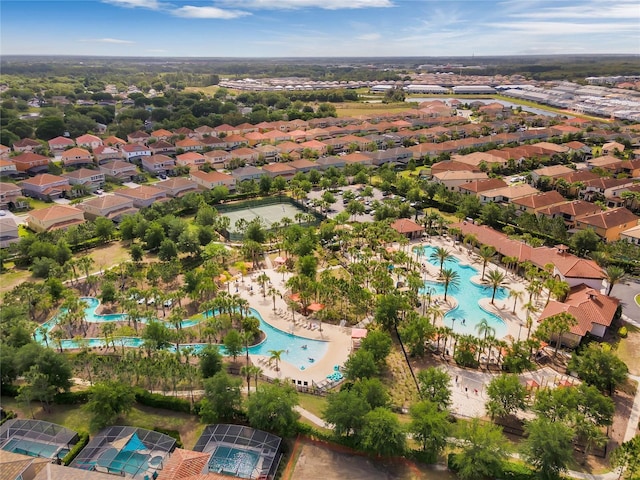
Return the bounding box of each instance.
[233,266,353,385]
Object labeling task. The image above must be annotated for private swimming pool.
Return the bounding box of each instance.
[417,245,508,338]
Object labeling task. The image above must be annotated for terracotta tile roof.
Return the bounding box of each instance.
[12,152,50,164]
[76,134,101,144]
[262,163,296,173]
[433,170,488,182]
[104,135,126,145]
[48,136,75,146]
[177,152,205,161]
[532,165,574,178]
[152,129,174,138]
[128,130,150,139]
[430,160,481,174]
[343,152,371,163]
[564,141,588,150]
[175,127,195,135]
[191,170,234,182]
[390,218,424,234]
[20,173,67,186]
[61,147,91,158]
[121,144,151,153]
[81,194,133,209]
[231,147,257,156]
[145,154,175,165]
[480,184,539,200]
[13,138,41,148]
[588,155,623,168]
[201,136,226,146]
[554,170,600,184]
[62,168,102,180]
[0,182,21,194]
[459,178,507,194]
[156,448,210,480]
[539,284,619,337]
[511,191,566,209]
[116,185,166,200]
[577,207,639,229]
[176,138,204,148]
[28,204,83,221]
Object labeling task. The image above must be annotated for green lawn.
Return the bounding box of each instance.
[634,293,640,307]
[298,392,328,418]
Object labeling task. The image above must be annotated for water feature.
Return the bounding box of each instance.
[37,298,327,370]
[416,245,508,338]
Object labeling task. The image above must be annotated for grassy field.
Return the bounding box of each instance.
[636,293,640,306]
[298,392,327,418]
[334,102,413,118]
[615,324,640,376]
[0,268,34,300]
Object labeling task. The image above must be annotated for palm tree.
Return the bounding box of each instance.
[240,365,253,397]
[478,245,496,280]
[509,289,524,314]
[257,273,270,298]
[523,301,539,340]
[267,286,279,311]
[605,265,625,295]
[430,247,452,273]
[268,349,285,372]
[440,268,460,302]
[475,318,495,363]
[486,269,506,304]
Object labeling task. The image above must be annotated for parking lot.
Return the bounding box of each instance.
[306,185,386,222]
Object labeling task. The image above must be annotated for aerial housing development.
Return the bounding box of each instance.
[1,5,640,478]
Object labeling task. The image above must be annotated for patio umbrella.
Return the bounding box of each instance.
[558,380,574,388]
[307,303,325,312]
[289,293,301,302]
[274,256,286,264]
[526,379,540,389]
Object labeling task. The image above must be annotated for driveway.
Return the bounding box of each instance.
[123,182,141,189]
[611,279,640,327]
[306,185,385,222]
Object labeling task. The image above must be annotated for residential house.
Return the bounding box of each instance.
[80,194,138,221]
[0,159,18,177]
[103,136,126,147]
[48,136,75,153]
[75,134,103,150]
[154,177,199,198]
[459,178,507,196]
[430,160,482,176]
[433,170,489,191]
[141,154,175,175]
[201,136,227,149]
[175,138,204,152]
[213,124,237,137]
[586,155,624,173]
[530,165,575,184]
[583,178,634,202]
[127,130,151,145]
[511,191,567,214]
[365,147,413,166]
[203,150,231,169]
[12,138,42,153]
[0,144,11,160]
[575,207,640,242]
[299,140,328,156]
[479,184,540,204]
[390,218,424,239]
[149,140,176,156]
[230,147,259,165]
[289,159,320,173]
[99,160,138,181]
[255,145,278,162]
[225,134,248,149]
[60,147,93,167]
[174,127,197,138]
[343,152,373,166]
[538,200,603,228]
[620,225,640,245]
[261,163,297,180]
[20,174,71,200]
[11,152,50,174]
[190,170,236,191]
[275,141,303,159]
[231,166,264,183]
[0,217,20,248]
[176,152,207,170]
[62,168,105,192]
[93,145,121,163]
[564,141,592,159]
[194,125,216,138]
[619,158,640,177]
[244,131,267,146]
[538,284,619,347]
[150,129,173,141]
[27,204,85,232]
[602,141,625,155]
[453,151,508,170]
[0,182,22,209]
[236,122,257,134]
[316,156,346,170]
[115,185,168,208]
[121,144,152,161]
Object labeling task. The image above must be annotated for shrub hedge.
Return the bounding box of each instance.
[62,431,89,466]
[153,427,183,448]
[133,388,196,414]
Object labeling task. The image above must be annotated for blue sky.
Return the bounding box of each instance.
[1,0,638,57]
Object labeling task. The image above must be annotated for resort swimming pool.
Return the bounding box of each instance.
[2,438,69,459]
[417,245,508,338]
[37,298,328,370]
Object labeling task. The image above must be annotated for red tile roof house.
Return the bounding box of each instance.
[0,144,11,160]
[149,140,176,156]
[20,173,71,200]
[452,222,605,290]
[575,207,640,243]
[230,147,260,165]
[79,194,138,221]
[121,144,152,161]
[255,145,278,162]
[93,145,121,164]
[0,182,23,209]
[343,152,373,166]
[60,147,93,167]
[433,170,489,192]
[289,159,320,173]
[26,204,85,232]
[11,152,50,174]
[174,126,197,138]
[0,217,20,248]
[75,134,103,150]
[141,154,176,175]
[538,200,603,228]
[62,168,105,192]
[530,165,575,184]
[316,155,346,170]
[586,155,624,173]
[511,190,567,214]
[150,129,174,141]
[602,141,625,155]
[203,150,232,169]
[99,160,138,181]
[231,165,265,182]
[177,152,207,171]
[459,178,507,197]
[190,170,236,191]
[479,184,540,204]
[390,218,425,239]
[154,177,199,198]
[176,138,204,152]
[194,125,217,138]
[538,284,619,347]
[127,130,151,145]
[115,185,169,208]
[47,136,75,153]
[224,134,248,149]
[12,138,42,153]
[261,163,297,180]
[0,159,18,177]
[213,124,238,137]
[103,135,126,147]
[201,136,227,149]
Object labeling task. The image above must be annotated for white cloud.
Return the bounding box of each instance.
[221,0,393,10]
[508,1,639,20]
[81,37,136,44]
[485,20,639,35]
[102,0,163,9]
[357,33,381,41]
[173,5,250,18]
